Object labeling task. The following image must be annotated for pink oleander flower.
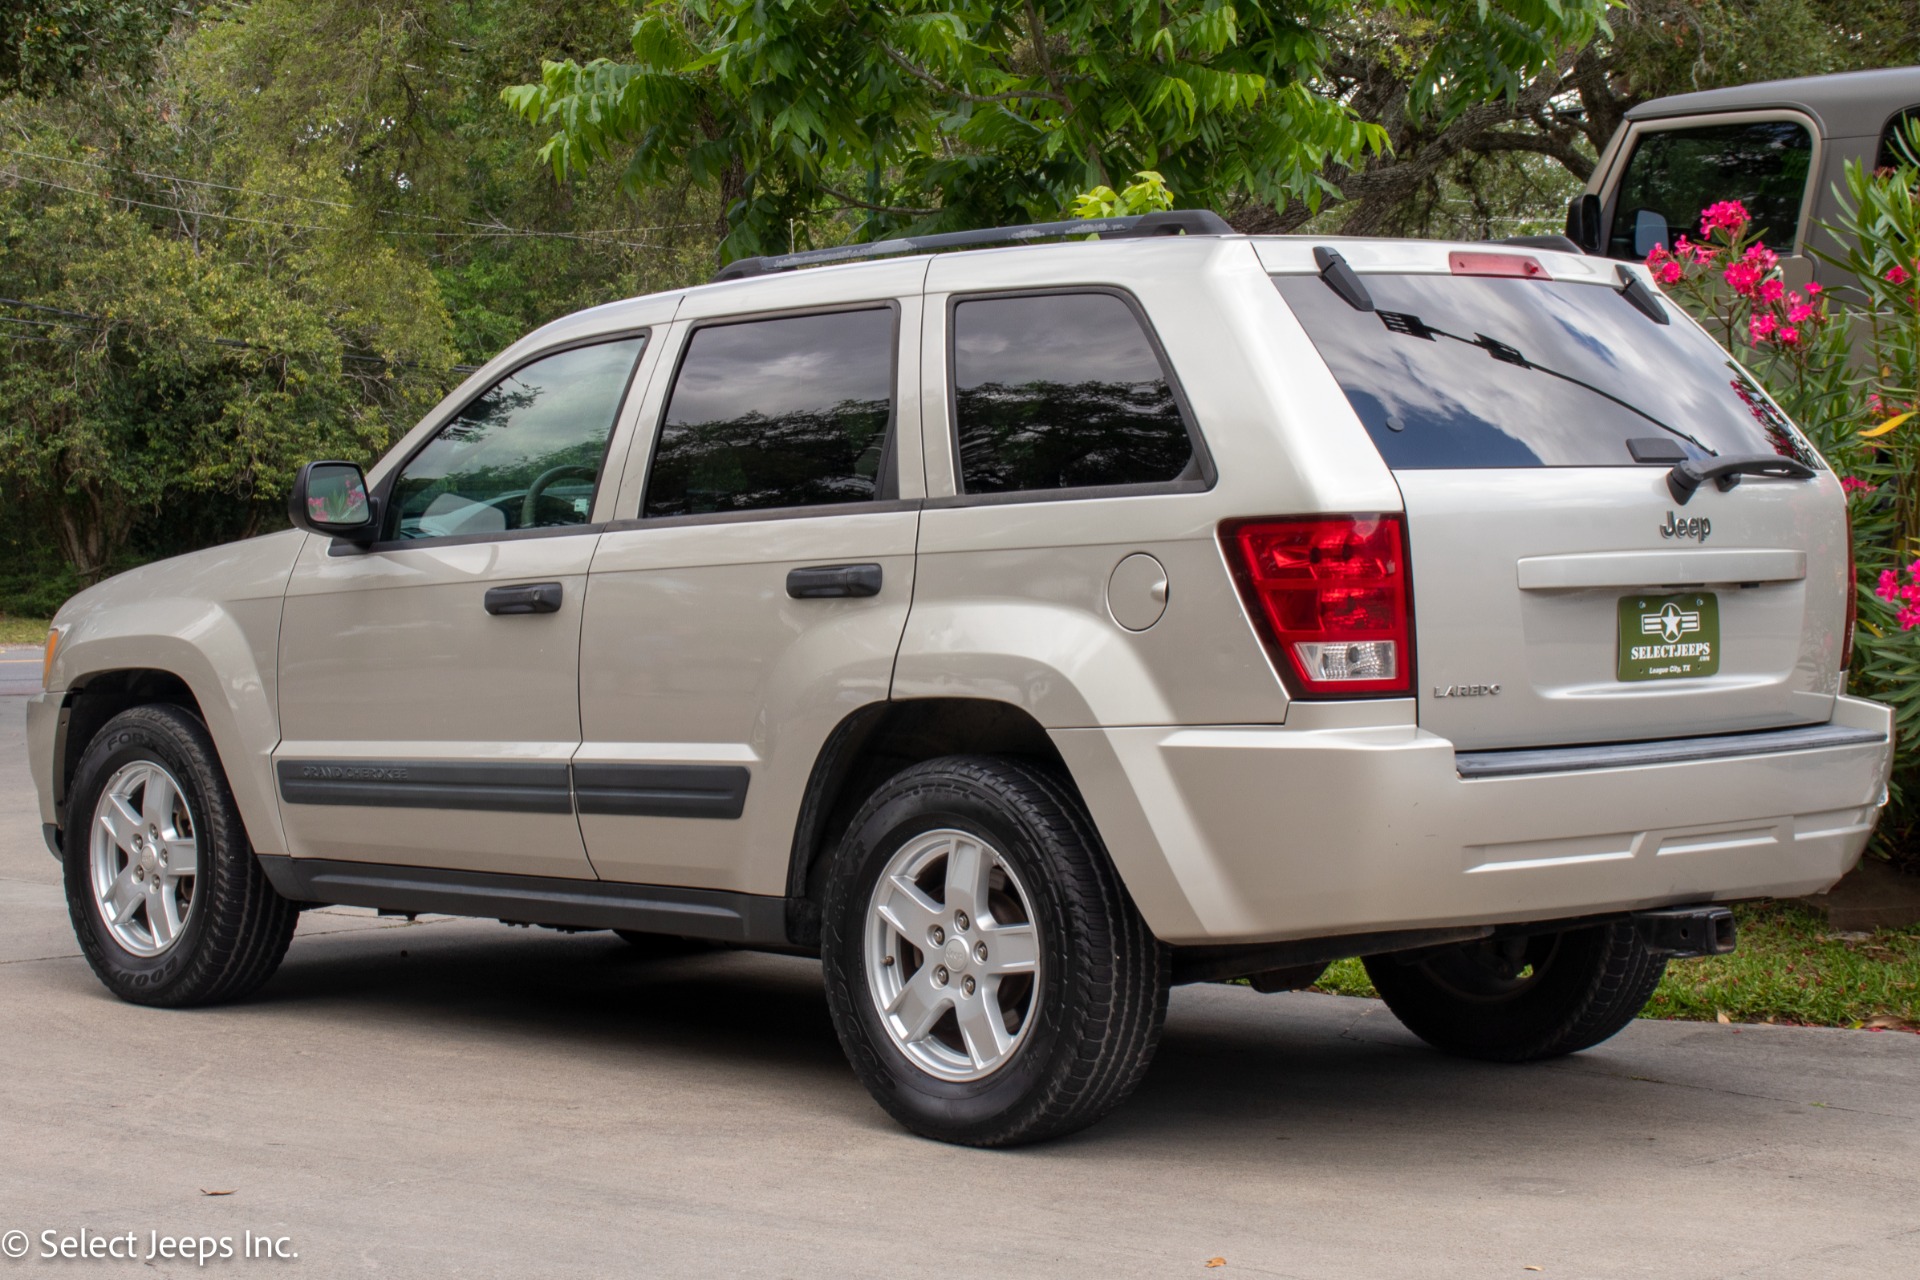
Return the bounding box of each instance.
[1878,562,1920,631]
[1700,201,1750,236]
[1805,281,1823,294]
[1742,242,1779,270]
[1749,312,1778,341]
[1840,476,1876,495]
[1760,279,1785,303]
[1787,302,1816,324]
[1645,243,1670,266]
[1656,261,1683,285]
[1777,326,1801,345]
[1889,265,1912,286]
[1724,262,1763,296]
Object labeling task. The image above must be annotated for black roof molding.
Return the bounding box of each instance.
[711,209,1235,283]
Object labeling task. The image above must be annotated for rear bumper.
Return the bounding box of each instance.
[1054,695,1892,946]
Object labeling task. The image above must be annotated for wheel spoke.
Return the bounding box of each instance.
[160,834,198,878]
[980,922,1038,976]
[99,793,143,857]
[103,865,143,924]
[141,768,178,833]
[148,887,179,947]
[956,984,1014,1069]
[875,874,944,944]
[884,967,951,1043]
[942,835,990,921]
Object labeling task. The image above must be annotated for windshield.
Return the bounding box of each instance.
[1272,272,1818,469]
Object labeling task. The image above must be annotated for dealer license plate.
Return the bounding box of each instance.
[1618,592,1720,682]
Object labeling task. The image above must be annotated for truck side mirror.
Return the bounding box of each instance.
[1565,193,1602,253]
[289,461,378,542]
[1631,209,1671,259]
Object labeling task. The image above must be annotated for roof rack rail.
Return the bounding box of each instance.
[710,209,1234,283]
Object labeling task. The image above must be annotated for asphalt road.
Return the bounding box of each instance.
[3,648,1918,1278]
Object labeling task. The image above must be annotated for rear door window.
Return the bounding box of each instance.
[950,291,1197,495]
[1606,120,1813,258]
[643,308,894,518]
[1878,107,1920,171]
[1272,271,1819,469]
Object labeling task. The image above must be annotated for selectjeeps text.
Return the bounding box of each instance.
[27,211,1893,1146]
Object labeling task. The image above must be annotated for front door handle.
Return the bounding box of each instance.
[786,563,883,599]
[484,582,563,615]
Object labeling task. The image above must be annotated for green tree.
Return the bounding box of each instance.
[501,0,1610,260]
[1,0,172,98]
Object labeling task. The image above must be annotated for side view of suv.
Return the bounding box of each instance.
[26,211,1892,1146]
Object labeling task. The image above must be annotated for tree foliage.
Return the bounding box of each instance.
[0,0,715,593]
[501,0,1610,260]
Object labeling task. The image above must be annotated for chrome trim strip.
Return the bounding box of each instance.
[1456,724,1886,779]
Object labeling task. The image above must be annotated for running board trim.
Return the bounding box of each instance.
[256,857,793,947]
[1456,725,1885,779]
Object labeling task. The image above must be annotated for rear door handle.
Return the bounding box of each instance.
[786,564,883,599]
[483,582,563,615]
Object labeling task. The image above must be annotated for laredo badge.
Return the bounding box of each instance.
[1618,592,1720,682]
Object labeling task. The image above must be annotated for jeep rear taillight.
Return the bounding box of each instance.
[1841,505,1858,678]
[1223,516,1412,698]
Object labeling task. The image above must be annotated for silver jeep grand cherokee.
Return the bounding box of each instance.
[25,211,1893,1146]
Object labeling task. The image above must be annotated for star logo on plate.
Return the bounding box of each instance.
[1641,601,1701,644]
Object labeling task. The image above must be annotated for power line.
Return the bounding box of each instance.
[0,297,482,375]
[0,147,705,247]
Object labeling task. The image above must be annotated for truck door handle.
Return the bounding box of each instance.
[786,564,883,599]
[483,582,564,615]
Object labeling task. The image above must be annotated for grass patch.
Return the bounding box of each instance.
[0,616,51,645]
[1307,902,1920,1030]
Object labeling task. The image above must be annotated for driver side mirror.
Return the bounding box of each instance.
[288,461,377,542]
[1565,193,1602,254]
[1631,208,1671,259]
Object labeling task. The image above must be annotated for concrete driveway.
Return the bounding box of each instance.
[3,651,1917,1277]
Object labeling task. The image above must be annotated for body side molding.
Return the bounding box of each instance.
[275,759,751,819]
[572,763,750,819]
[274,759,573,813]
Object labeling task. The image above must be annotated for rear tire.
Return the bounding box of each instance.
[821,755,1167,1147]
[64,704,298,1007]
[1363,921,1665,1062]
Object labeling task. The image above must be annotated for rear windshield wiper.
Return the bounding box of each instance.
[1376,310,1715,457]
[1667,454,1815,504]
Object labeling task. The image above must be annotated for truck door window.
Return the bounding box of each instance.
[389,336,645,540]
[1607,120,1813,259]
[1877,107,1920,171]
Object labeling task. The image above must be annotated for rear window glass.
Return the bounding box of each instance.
[1273,272,1818,469]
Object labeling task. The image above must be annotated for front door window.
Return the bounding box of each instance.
[1607,120,1813,259]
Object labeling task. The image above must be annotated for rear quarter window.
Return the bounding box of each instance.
[950,291,1198,495]
[1272,271,1819,470]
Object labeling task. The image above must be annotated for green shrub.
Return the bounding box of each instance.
[1651,137,1920,867]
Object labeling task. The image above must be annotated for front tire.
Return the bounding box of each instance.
[1363,921,1666,1062]
[821,756,1167,1147]
[64,704,298,1007]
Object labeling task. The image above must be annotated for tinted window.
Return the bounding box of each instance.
[1877,107,1920,171]
[643,309,894,518]
[1607,120,1812,258]
[1274,272,1819,469]
[389,337,644,540]
[952,292,1194,494]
